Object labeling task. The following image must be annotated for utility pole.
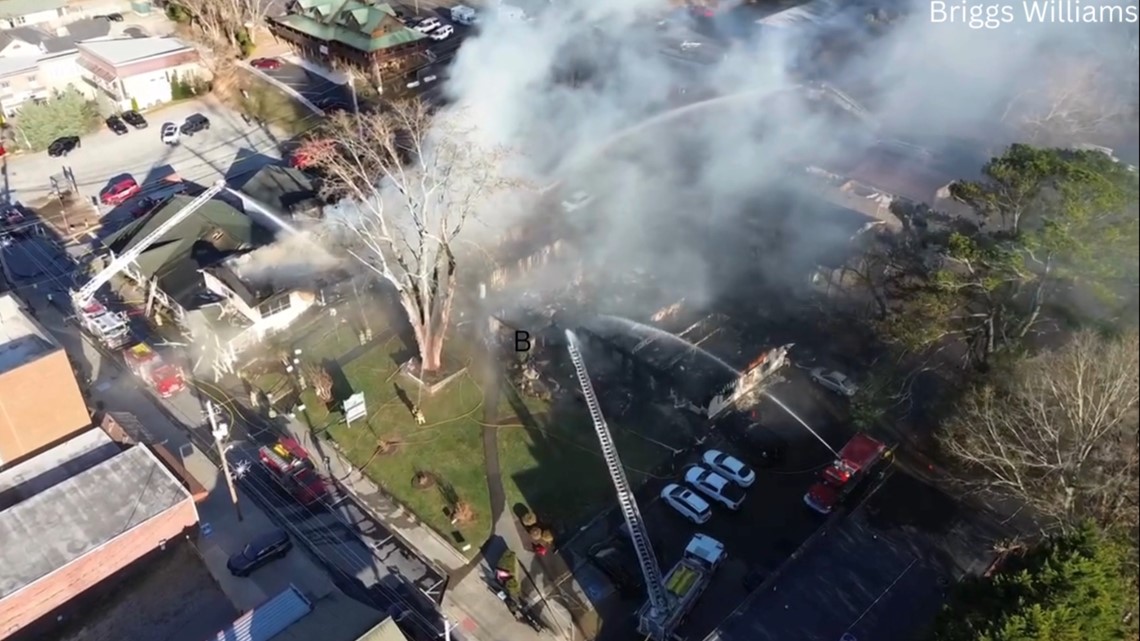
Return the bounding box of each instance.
[207,400,243,522]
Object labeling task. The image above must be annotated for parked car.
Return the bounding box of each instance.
[660,483,712,524]
[430,24,455,40]
[227,528,292,577]
[180,113,211,136]
[702,450,756,488]
[250,57,282,70]
[451,4,478,25]
[161,122,181,145]
[809,367,857,397]
[47,136,80,157]
[96,12,124,21]
[416,17,443,32]
[105,115,129,135]
[684,466,746,510]
[561,190,594,213]
[100,177,141,206]
[122,110,148,129]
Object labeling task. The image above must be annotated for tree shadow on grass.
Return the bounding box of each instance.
[320,357,354,410]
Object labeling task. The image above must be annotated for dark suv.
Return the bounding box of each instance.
[180,113,211,136]
[106,115,129,135]
[226,528,291,577]
[122,110,148,129]
[47,136,81,157]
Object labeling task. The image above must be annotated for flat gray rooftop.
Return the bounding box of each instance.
[0,429,119,510]
[0,444,192,599]
[0,294,54,375]
[707,472,1001,641]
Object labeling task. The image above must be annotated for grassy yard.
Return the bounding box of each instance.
[250,313,493,554]
[496,386,683,537]
[227,72,317,137]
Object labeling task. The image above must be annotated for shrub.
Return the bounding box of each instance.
[14,88,100,151]
[521,511,537,528]
[539,529,555,546]
[527,526,542,541]
[236,28,255,59]
[497,549,517,573]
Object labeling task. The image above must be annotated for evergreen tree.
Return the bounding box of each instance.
[929,524,1137,641]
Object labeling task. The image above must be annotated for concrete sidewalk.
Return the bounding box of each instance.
[21,291,376,638]
[279,413,557,641]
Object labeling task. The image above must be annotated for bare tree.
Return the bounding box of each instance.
[297,102,513,374]
[1003,56,1134,144]
[940,331,1140,531]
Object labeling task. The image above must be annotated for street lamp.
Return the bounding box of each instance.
[207,400,243,522]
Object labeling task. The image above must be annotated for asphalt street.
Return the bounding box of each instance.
[254,61,357,112]
[0,229,452,641]
[2,98,302,205]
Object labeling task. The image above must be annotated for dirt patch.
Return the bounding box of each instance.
[34,194,101,241]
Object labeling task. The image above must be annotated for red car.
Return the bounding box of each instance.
[250,57,282,70]
[100,177,141,206]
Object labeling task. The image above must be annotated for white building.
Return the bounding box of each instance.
[201,258,319,343]
[0,0,69,29]
[76,36,204,111]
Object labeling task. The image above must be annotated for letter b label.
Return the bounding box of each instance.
[514,330,531,353]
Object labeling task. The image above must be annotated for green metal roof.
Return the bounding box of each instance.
[274,0,425,53]
[0,0,67,19]
[102,195,264,283]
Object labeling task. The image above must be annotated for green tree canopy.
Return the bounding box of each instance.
[929,524,1137,641]
[877,145,1139,366]
[15,88,99,151]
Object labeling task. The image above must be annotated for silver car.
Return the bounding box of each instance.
[809,368,857,397]
[660,483,712,524]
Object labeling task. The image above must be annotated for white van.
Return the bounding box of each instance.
[450,5,477,25]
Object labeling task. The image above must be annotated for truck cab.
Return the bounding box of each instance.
[804,433,888,514]
[123,342,186,398]
[638,534,725,637]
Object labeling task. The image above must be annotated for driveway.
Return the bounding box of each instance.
[2,98,296,205]
[254,60,356,112]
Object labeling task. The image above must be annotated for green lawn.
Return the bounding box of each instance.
[248,314,493,554]
[496,386,682,537]
[230,72,318,137]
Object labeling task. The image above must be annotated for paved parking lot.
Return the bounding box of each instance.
[251,59,356,111]
[3,99,297,206]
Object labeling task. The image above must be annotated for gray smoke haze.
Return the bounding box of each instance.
[238,0,1136,325]
[439,0,1137,317]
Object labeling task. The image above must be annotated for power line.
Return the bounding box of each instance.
[8,236,453,640]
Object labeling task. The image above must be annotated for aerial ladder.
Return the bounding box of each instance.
[564,330,675,639]
[71,180,228,346]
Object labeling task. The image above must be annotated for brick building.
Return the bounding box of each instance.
[0,428,199,640]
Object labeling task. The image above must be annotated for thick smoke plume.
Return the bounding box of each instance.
[244,0,1138,322]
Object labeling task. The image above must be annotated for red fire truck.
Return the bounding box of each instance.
[123,342,186,398]
[259,438,328,506]
[803,433,889,514]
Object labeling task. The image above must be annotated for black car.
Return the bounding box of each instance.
[47,136,80,157]
[121,110,148,129]
[106,115,129,135]
[227,528,291,577]
[180,113,211,136]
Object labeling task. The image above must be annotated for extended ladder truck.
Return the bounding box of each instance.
[70,180,228,348]
[565,330,725,641]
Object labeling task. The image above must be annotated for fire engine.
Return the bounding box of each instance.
[258,438,328,506]
[70,180,227,348]
[803,433,890,514]
[123,342,187,398]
